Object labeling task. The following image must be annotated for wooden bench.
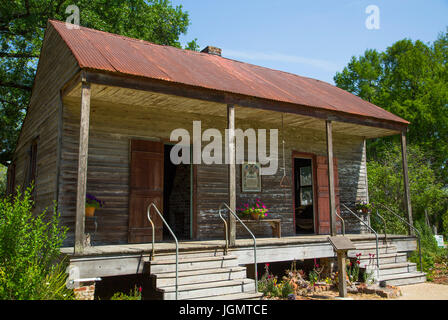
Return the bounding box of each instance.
[240,219,282,238]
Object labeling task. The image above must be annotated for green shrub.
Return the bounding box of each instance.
[0,187,73,300]
[409,220,448,280]
[110,286,142,300]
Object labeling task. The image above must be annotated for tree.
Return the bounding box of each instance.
[368,144,448,235]
[0,0,198,165]
[334,28,448,186]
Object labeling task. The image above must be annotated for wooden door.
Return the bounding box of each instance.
[315,156,341,235]
[128,139,164,243]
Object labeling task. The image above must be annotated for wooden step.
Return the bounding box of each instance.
[358,252,408,267]
[190,292,264,300]
[148,255,239,273]
[366,262,417,276]
[349,244,397,257]
[162,278,256,300]
[154,267,247,286]
[379,272,427,286]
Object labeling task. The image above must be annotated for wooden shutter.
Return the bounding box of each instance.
[315,156,340,234]
[128,139,164,243]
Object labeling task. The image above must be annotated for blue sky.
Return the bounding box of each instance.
[171,0,448,84]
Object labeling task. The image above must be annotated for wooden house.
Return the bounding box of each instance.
[7,20,424,299]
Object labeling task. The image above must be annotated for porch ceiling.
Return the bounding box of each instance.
[64,82,400,139]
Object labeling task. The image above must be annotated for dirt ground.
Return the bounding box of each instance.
[397,283,448,300]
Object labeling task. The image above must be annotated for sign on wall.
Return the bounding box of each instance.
[241,162,262,192]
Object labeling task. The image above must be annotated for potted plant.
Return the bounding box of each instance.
[238,198,269,220]
[85,193,105,217]
[355,201,374,215]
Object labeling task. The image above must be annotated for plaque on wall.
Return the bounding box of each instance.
[241,162,261,192]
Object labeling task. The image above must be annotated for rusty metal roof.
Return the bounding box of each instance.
[50,20,409,126]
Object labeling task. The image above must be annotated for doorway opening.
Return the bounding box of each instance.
[163,144,192,240]
[294,157,315,234]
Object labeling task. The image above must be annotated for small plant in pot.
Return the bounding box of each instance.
[238,198,269,220]
[85,193,105,216]
[355,201,374,215]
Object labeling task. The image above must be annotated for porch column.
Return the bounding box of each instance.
[74,78,91,254]
[227,104,236,246]
[326,120,337,236]
[401,131,414,235]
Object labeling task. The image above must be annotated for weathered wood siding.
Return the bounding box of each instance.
[60,97,368,245]
[12,23,80,216]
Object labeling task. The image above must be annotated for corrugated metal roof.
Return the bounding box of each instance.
[51,20,409,126]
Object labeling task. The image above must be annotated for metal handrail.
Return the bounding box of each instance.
[335,203,345,235]
[376,203,423,272]
[341,203,380,280]
[219,202,258,293]
[335,210,345,236]
[147,202,179,300]
[374,209,388,244]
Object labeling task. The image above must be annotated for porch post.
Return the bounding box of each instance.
[227,104,236,246]
[401,130,414,235]
[74,78,91,254]
[326,120,337,236]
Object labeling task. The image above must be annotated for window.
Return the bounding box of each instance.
[25,138,38,190]
[6,162,16,195]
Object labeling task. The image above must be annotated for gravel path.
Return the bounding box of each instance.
[397,283,448,300]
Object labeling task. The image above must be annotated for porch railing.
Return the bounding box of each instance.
[218,202,258,294]
[147,202,179,300]
[376,203,423,272]
[341,203,380,280]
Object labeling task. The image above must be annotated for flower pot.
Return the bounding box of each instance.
[85,206,96,217]
[251,213,259,220]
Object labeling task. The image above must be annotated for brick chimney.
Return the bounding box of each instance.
[201,46,222,56]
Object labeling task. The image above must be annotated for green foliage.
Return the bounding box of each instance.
[334,28,448,186]
[0,187,73,299]
[0,0,197,165]
[367,144,448,235]
[110,286,142,300]
[257,264,294,298]
[409,221,448,280]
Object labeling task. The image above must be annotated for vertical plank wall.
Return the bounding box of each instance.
[60,98,368,245]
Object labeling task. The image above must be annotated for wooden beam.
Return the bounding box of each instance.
[227,104,236,246]
[337,250,348,297]
[401,131,414,235]
[83,70,408,133]
[326,120,337,236]
[74,79,91,254]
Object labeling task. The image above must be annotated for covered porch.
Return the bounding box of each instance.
[60,69,413,255]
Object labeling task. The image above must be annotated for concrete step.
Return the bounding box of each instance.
[366,262,417,276]
[149,255,239,273]
[379,272,427,286]
[154,267,247,287]
[190,292,264,300]
[162,278,256,300]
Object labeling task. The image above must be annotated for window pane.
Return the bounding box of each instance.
[300,166,312,186]
[300,186,313,205]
